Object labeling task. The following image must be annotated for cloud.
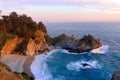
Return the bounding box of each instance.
[1,0,120,8]
[69,0,120,10]
[0,0,120,22]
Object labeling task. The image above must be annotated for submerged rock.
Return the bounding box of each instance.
[111,70,120,80]
[81,63,92,67]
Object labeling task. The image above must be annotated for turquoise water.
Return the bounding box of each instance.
[45,49,120,80]
[31,22,120,80]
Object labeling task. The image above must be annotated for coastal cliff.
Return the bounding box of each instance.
[0,12,102,57]
[0,12,103,80]
[0,12,49,56]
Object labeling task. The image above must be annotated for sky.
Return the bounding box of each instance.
[0,0,120,22]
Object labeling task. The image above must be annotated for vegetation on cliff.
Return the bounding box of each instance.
[0,12,47,37]
[0,12,48,56]
[0,11,102,56]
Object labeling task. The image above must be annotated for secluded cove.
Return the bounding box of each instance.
[0,12,120,80]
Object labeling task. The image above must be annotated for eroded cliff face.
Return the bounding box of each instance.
[0,12,49,57]
[1,37,23,57]
[1,30,49,56]
[26,30,49,56]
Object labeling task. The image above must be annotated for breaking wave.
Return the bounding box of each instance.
[91,45,109,54]
[30,50,55,80]
[30,45,109,80]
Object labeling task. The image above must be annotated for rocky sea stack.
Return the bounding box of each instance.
[46,34,102,53]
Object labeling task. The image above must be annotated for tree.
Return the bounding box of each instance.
[38,22,47,33]
[0,19,6,33]
[9,12,18,21]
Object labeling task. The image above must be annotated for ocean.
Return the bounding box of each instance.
[30,22,120,80]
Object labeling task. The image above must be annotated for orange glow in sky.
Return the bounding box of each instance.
[0,0,120,22]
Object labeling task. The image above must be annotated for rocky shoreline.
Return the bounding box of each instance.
[0,12,102,57]
[0,12,116,80]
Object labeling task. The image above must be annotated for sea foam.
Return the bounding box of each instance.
[58,45,109,55]
[91,45,109,54]
[30,50,56,80]
[30,45,109,80]
[66,60,101,72]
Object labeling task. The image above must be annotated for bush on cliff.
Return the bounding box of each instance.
[0,12,48,55]
[0,12,47,38]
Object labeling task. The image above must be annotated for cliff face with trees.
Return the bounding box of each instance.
[0,12,49,56]
[0,12,102,56]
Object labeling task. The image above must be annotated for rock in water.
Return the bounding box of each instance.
[111,70,120,80]
[70,34,102,53]
[56,39,77,50]
[56,34,102,53]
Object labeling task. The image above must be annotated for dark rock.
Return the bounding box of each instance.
[81,63,92,67]
[56,39,77,49]
[111,70,120,80]
[53,34,102,53]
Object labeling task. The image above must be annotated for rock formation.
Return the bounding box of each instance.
[0,12,102,56]
[49,34,102,53]
[0,31,49,56]
[26,30,49,56]
[111,70,120,80]
[1,36,23,57]
[0,11,103,80]
[0,12,49,56]
[69,34,102,53]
